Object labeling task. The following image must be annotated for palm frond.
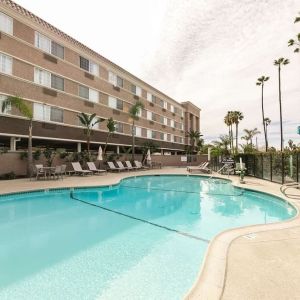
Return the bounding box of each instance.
[288,39,295,46]
[2,96,33,119]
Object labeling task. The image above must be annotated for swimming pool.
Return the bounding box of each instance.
[0,175,296,299]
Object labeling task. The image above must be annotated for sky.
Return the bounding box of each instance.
[13,0,300,148]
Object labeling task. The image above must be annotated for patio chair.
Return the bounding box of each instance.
[107,161,122,172]
[134,160,150,170]
[116,161,130,171]
[35,164,47,180]
[125,160,139,170]
[187,162,206,172]
[87,162,107,175]
[50,165,66,180]
[71,162,93,176]
[188,162,211,173]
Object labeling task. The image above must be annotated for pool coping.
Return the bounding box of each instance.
[0,169,299,299]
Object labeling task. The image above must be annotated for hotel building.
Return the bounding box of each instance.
[0,0,201,154]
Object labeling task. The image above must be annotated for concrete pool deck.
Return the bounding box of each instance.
[0,167,299,300]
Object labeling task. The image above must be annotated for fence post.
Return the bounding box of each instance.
[261,153,264,179]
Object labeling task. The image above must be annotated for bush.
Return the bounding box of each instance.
[1,171,16,180]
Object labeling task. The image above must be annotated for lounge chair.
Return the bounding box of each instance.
[107,161,122,172]
[87,162,107,175]
[188,162,211,173]
[71,162,93,176]
[125,160,139,170]
[116,161,129,171]
[134,160,149,170]
[187,162,206,172]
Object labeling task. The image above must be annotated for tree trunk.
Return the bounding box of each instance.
[266,125,268,147]
[261,84,268,152]
[278,66,283,151]
[132,121,135,161]
[87,134,90,159]
[235,123,238,154]
[103,132,110,155]
[27,120,33,178]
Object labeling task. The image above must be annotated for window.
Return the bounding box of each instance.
[35,32,64,59]
[89,88,99,103]
[108,96,123,110]
[131,84,141,96]
[0,95,11,114]
[80,56,99,76]
[50,107,63,123]
[170,119,175,128]
[33,103,63,123]
[0,12,13,35]
[34,68,51,87]
[0,53,12,75]
[160,132,164,140]
[151,131,156,139]
[51,41,64,59]
[171,134,174,142]
[147,111,152,120]
[34,68,64,91]
[115,122,123,133]
[158,99,164,107]
[159,115,164,124]
[147,129,152,139]
[79,85,89,99]
[151,95,156,103]
[51,74,64,91]
[163,101,167,109]
[164,133,168,141]
[163,117,167,125]
[170,104,174,113]
[151,113,156,122]
[108,71,123,87]
[134,126,142,137]
[146,92,152,102]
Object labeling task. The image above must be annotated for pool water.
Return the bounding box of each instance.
[0,175,296,299]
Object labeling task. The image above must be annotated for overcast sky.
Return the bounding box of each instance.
[14,0,300,148]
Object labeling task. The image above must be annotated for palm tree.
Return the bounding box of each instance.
[288,34,300,53]
[103,117,116,155]
[295,11,300,23]
[1,96,33,177]
[241,134,251,145]
[77,112,103,158]
[129,101,144,160]
[224,112,234,152]
[264,117,271,150]
[256,76,270,151]
[231,111,244,153]
[243,128,260,146]
[186,129,203,153]
[274,58,289,151]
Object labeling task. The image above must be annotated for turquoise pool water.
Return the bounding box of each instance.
[0,175,296,299]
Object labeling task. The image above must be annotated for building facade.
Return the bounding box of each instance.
[0,0,201,154]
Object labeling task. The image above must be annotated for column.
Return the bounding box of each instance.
[10,137,17,151]
[77,142,81,152]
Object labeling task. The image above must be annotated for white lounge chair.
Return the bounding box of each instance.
[134,160,149,169]
[107,161,122,172]
[188,162,211,173]
[116,161,129,171]
[187,162,206,172]
[125,161,139,170]
[87,162,107,175]
[71,162,93,176]
[35,164,47,180]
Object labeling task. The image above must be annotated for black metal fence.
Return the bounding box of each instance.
[210,152,300,184]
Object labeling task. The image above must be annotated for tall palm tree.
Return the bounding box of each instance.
[231,111,244,154]
[186,129,202,153]
[1,96,33,177]
[274,58,289,151]
[77,112,103,158]
[241,134,251,145]
[103,117,116,155]
[224,112,234,152]
[264,117,271,150]
[129,100,144,160]
[256,76,270,151]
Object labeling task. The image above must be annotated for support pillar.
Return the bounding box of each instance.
[77,142,81,153]
[116,145,120,154]
[10,137,17,151]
